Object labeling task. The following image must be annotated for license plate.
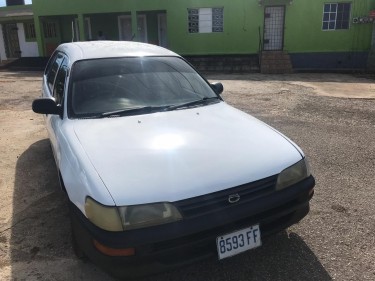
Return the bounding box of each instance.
[216,224,262,260]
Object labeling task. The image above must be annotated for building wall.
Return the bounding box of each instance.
[32,0,374,56]
[284,0,373,53]
[17,23,38,57]
[31,0,264,55]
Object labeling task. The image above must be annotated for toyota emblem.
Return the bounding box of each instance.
[228,193,241,204]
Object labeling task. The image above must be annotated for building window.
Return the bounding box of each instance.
[188,8,223,33]
[322,3,351,30]
[24,22,36,40]
[43,22,57,38]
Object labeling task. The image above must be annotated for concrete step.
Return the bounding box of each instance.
[260,51,293,74]
[185,55,260,73]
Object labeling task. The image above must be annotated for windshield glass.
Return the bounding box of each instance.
[68,56,219,118]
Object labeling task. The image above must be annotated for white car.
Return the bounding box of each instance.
[32,41,315,278]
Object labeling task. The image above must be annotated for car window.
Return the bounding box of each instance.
[46,52,64,92]
[44,52,58,76]
[69,57,217,117]
[53,62,68,106]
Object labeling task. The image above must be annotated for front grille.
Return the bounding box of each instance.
[175,175,277,218]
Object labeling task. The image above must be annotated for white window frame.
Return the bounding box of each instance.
[322,2,351,31]
[188,7,224,34]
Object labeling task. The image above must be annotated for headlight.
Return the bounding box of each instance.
[118,203,182,230]
[85,198,182,231]
[276,158,310,190]
[85,197,123,231]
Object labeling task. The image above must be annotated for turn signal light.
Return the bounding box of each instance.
[93,240,135,257]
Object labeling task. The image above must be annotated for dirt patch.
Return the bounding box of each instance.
[207,73,375,99]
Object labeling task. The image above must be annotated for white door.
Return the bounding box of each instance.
[137,15,147,43]
[73,18,92,41]
[263,6,285,51]
[158,14,168,47]
[118,15,133,41]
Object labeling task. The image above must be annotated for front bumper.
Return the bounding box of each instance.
[70,175,315,278]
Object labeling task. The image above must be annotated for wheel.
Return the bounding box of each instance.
[70,208,86,259]
[71,227,86,259]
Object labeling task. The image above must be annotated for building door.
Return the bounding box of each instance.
[74,17,92,41]
[137,15,147,43]
[3,23,21,58]
[263,6,285,51]
[158,14,168,47]
[118,15,133,41]
[42,20,61,56]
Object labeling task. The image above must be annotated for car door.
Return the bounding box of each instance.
[43,52,68,165]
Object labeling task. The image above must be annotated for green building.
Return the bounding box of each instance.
[1,0,375,72]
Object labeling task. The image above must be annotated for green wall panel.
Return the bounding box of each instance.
[284,0,373,52]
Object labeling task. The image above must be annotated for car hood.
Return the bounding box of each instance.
[73,102,302,206]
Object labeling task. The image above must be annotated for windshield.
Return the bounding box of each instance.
[68,56,219,118]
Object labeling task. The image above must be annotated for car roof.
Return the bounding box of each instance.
[56,41,179,66]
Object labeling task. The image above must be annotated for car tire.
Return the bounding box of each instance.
[72,229,86,259]
[70,208,86,259]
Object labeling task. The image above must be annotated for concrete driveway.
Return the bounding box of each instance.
[0,71,374,280]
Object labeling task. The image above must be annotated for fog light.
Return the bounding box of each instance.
[93,240,135,257]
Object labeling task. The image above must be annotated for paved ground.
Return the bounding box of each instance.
[0,71,374,280]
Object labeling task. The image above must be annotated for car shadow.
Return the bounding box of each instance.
[9,139,113,280]
[9,139,331,281]
[146,231,333,281]
[9,139,70,278]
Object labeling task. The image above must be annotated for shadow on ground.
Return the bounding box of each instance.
[10,139,332,281]
[147,231,332,281]
[205,72,375,83]
[10,139,73,279]
[0,71,43,79]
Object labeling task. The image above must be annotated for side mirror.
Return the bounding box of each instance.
[32,98,62,116]
[210,82,224,95]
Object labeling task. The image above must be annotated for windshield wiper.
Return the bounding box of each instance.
[166,97,220,111]
[100,106,163,117]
